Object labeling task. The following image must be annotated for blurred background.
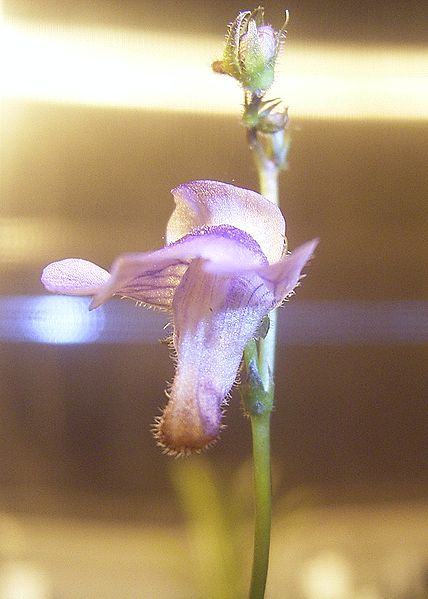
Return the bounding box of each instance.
[0,0,427,597]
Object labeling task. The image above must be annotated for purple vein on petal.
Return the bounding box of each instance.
[90,225,268,310]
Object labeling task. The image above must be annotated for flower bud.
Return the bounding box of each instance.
[212,7,288,97]
[238,22,277,93]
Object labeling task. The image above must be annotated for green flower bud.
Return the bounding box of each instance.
[239,23,276,92]
[212,7,288,97]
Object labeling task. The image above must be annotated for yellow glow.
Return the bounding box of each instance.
[0,18,427,120]
[0,217,159,264]
[300,552,353,599]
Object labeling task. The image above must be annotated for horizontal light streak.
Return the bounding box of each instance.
[0,20,427,120]
[1,296,426,345]
[21,296,106,344]
[0,217,159,265]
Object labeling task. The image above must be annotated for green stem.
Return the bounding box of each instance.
[244,150,280,599]
[249,130,280,389]
[257,159,280,205]
[249,410,272,599]
[243,340,274,599]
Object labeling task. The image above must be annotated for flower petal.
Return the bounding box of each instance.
[41,259,110,295]
[259,238,319,303]
[168,180,286,263]
[90,225,267,309]
[153,261,276,455]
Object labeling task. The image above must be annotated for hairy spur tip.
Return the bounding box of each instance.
[151,407,220,457]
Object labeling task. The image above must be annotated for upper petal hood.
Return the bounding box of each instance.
[167,180,286,263]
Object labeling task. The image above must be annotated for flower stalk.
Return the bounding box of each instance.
[242,339,273,599]
[249,409,273,599]
[242,160,279,599]
[213,7,292,597]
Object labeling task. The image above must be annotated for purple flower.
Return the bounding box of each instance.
[41,181,317,455]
